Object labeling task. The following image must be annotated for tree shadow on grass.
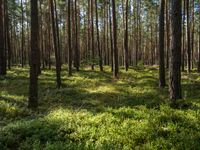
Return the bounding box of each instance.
[1,67,200,150]
[38,82,166,114]
[1,67,200,119]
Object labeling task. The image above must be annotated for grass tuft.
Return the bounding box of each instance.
[0,66,200,149]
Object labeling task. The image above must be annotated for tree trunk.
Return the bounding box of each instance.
[21,0,25,68]
[124,0,129,71]
[54,0,61,70]
[112,0,119,78]
[169,0,182,100]
[50,0,61,88]
[0,0,6,75]
[28,0,39,108]
[95,0,103,71]
[90,0,95,70]
[109,2,113,72]
[159,0,166,88]
[4,0,10,70]
[182,0,186,71]
[74,0,80,71]
[68,0,72,76]
[198,0,200,72]
[186,0,191,73]
[191,0,194,69]
[166,0,169,69]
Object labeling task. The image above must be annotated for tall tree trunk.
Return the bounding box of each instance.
[0,0,6,75]
[191,0,194,69]
[166,0,169,69]
[54,0,61,70]
[109,2,113,72]
[91,0,95,70]
[159,0,166,88]
[182,0,186,71]
[50,0,61,88]
[47,6,52,70]
[186,0,191,73]
[39,1,44,69]
[87,0,91,66]
[169,0,182,100]
[4,0,10,70]
[21,0,25,68]
[106,8,110,66]
[198,0,200,72]
[103,2,107,66]
[74,0,80,71]
[112,0,119,78]
[95,0,103,71]
[68,0,72,76]
[135,0,139,66]
[26,0,30,67]
[28,0,39,108]
[124,0,129,71]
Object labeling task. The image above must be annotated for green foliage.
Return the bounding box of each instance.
[0,66,200,150]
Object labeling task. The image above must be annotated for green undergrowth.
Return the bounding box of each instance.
[0,66,200,150]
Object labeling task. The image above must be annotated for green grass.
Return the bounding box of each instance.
[0,66,200,150]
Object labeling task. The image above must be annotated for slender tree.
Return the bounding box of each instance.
[91,0,95,70]
[165,0,170,69]
[74,0,80,71]
[68,0,72,76]
[191,0,194,69]
[169,0,182,100]
[95,0,103,71]
[21,0,25,67]
[109,2,114,72]
[124,0,129,71]
[182,0,186,71]
[5,0,11,70]
[50,0,61,88]
[159,0,166,88]
[112,0,119,78]
[0,0,6,75]
[186,0,191,73]
[198,0,200,72]
[28,0,39,108]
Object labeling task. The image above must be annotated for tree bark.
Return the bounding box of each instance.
[186,0,191,73]
[95,0,103,71]
[74,0,80,71]
[169,0,182,100]
[109,2,114,72]
[50,0,61,88]
[21,0,25,68]
[68,0,72,76]
[124,0,129,71]
[4,0,10,70]
[166,0,169,69]
[112,0,119,78]
[90,0,95,70]
[191,0,194,69]
[159,0,166,88]
[0,0,6,75]
[28,0,39,108]
[182,0,186,71]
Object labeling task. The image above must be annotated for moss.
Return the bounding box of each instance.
[0,66,200,149]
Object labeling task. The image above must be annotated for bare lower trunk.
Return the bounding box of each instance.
[169,0,182,100]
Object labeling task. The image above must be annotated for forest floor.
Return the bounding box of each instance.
[0,66,200,150]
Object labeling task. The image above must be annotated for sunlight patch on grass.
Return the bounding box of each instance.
[85,85,117,94]
[0,66,200,149]
[0,91,26,102]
